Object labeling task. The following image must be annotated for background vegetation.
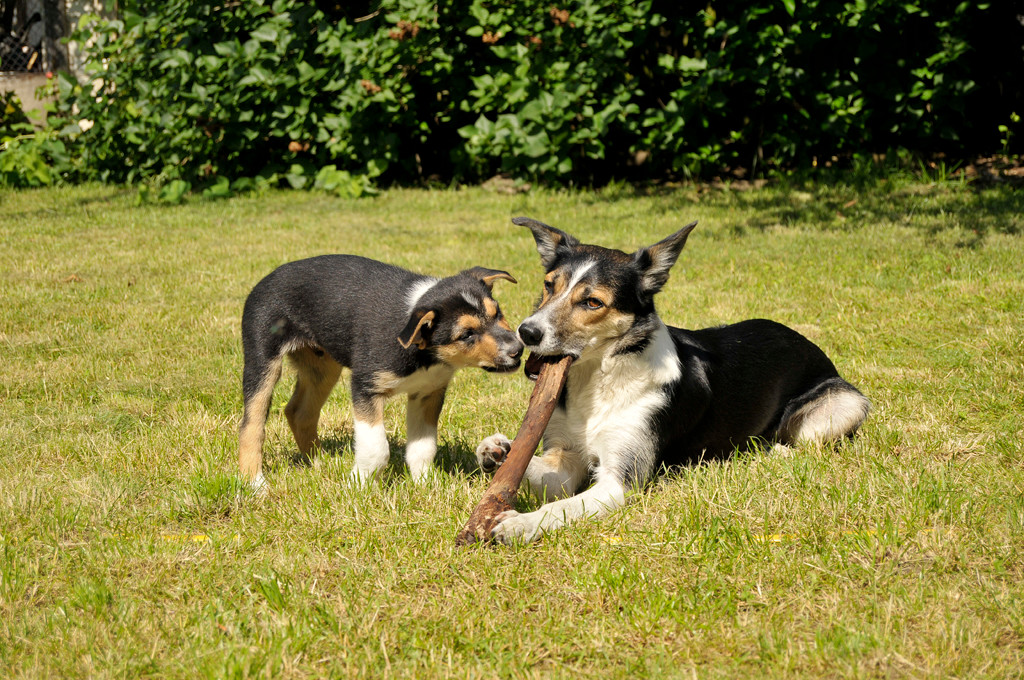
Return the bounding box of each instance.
[2,0,1022,191]
[1,179,1022,677]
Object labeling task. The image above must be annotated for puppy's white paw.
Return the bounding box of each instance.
[249,473,268,498]
[475,433,511,473]
[348,466,379,485]
[490,509,544,544]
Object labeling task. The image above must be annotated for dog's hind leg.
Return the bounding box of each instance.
[284,347,342,462]
[405,388,446,481]
[239,355,284,492]
[777,377,870,445]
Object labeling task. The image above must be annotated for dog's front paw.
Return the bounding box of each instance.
[476,433,511,473]
[491,509,543,544]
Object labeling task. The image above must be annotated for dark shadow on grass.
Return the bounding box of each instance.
[575,177,1023,245]
[267,432,484,482]
[0,184,137,222]
[434,439,486,477]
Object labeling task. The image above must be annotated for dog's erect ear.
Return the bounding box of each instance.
[512,217,580,269]
[633,221,697,295]
[463,266,517,290]
[398,309,437,350]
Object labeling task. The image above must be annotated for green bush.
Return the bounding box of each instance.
[0,90,80,187]
[29,0,1024,189]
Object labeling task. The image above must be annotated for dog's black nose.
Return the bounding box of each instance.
[518,321,544,347]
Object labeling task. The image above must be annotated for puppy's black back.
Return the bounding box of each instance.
[657,319,842,464]
[242,255,428,373]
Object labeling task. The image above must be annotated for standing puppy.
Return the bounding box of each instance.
[477,217,870,543]
[239,255,523,491]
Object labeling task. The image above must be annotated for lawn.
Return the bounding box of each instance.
[1,180,1022,678]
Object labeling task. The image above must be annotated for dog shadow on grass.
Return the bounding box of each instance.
[272,432,484,482]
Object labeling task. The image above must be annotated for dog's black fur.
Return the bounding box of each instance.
[240,255,522,490]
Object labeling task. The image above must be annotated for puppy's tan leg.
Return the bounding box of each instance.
[284,348,342,460]
[406,388,446,481]
[239,358,283,491]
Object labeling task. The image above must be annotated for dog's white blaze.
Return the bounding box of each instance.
[405,277,438,312]
[351,418,390,481]
[520,259,596,354]
[561,259,596,299]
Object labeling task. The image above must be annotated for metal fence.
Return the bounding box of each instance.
[1,0,67,73]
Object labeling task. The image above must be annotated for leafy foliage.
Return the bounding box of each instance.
[8,0,1022,190]
[0,90,80,188]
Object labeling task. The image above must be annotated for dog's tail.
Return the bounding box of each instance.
[776,377,870,444]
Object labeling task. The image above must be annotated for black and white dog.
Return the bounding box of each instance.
[477,217,870,543]
[239,255,523,492]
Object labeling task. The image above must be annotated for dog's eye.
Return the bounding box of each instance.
[583,297,604,310]
[543,280,555,295]
[457,330,477,343]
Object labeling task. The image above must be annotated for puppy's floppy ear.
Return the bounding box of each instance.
[463,266,517,290]
[398,308,436,350]
[512,217,580,269]
[633,221,697,295]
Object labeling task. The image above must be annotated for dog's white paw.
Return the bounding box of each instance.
[490,509,544,544]
[248,473,268,498]
[348,466,381,485]
[476,433,511,474]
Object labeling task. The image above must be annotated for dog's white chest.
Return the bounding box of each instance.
[552,325,681,465]
[563,370,667,460]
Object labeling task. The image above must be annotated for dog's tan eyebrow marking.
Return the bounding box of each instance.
[483,298,499,318]
[573,284,612,303]
[572,286,615,311]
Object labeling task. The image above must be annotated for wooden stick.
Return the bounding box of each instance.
[455,355,573,546]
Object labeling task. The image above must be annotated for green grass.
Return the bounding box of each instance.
[1,180,1022,678]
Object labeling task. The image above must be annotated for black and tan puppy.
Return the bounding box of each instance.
[477,218,870,542]
[239,255,523,491]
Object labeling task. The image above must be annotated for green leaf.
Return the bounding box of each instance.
[251,24,279,43]
[202,176,232,199]
[158,180,191,204]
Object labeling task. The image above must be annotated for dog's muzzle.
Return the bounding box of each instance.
[485,339,523,373]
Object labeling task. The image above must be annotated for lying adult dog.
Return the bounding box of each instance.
[476,217,869,543]
[239,256,523,492]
